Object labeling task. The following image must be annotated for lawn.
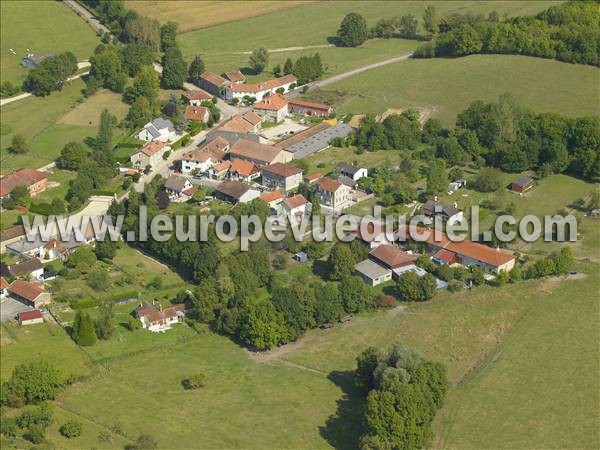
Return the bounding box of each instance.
[0,0,99,86]
[126,1,315,32]
[301,145,403,175]
[0,320,94,381]
[326,55,600,126]
[178,1,558,55]
[1,81,130,174]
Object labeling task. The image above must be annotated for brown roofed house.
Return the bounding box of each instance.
[8,280,51,308]
[224,70,246,84]
[185,105,210,122]
[369,245,417,269]
[316,177,351,210]
[230,139,293,166]
[230,159,260,182]
[288,99,333,117]
[261,162,303,192]
[0,168,49,199]
[130,141,170,169]
[214,180,260,204]
[198,71,230,96]
[182,89,212,105]
[253,93,288,122]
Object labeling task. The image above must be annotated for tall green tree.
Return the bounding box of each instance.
[126,65,160,103]
[161,45,187,88]
[95,302,115,340]
[337,13,368,47]
[73,312,97,346]
[249,47,269,73]
[423,5,440,36]
[328,242,356,280]
[188,55,205,83]
[283,58,294,75]
[7,134,29,154]
[58,142,87,170]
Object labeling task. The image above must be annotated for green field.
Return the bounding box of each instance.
[0,0,99,86]
[1,81,130,174]
[178,1,558,56]
[325,55,600,126]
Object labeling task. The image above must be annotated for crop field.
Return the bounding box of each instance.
[178,1,558,56]
[126,1,315,32]
[0,1,99,86]
[326,55,600,126]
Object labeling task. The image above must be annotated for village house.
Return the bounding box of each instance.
[316,177,351,211]
[224,70,246,84]
[511,176,534,193]
[261,163,303,193]
[182,89,212,106]
[198,71,230,96]
[252,93,289,123]
[0,277,8,299]
[0,168,49,201]
[448,179,467,193]
[18,310,44,326]
[135,301,186,332]
[224,74,297,101]
[181,137,229,175]
[422,200,464,226]
[352,223,397,249]
[259,191,284,213]
[282,194,308,224]
[397,225,516,274]
[288,99,333,117]
[185,105,210,123]
[230,159,260,183]
[230,139,293,166]
[368,244,417,271]
[7,280,51,308]
[208,160,232,180]
[138,118,178,142]
[0,225,26,253]
[338,163,368,182]
[354,259,392,287]
[130,141,171,169]
[207,115,261,146]
[241,111,263,131]
[1,258,44,280]
[304,173,322,184]
[214,180,261,204]
[164,175,196,201]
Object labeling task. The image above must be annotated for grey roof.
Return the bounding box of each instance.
[152,118,175,132]
[338,163,361,176]
[145,124,161,139]
[339,175,356,188]
[5,235,45,254]
[165,175,190,192]
[512,176,533,187]
[9,258,44,276]
[422,200,461,218]
[286,123,352,159]
[216,180,252,200]
[355,259,391,279]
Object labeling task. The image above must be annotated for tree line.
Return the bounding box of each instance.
[414,1,599,66]
[21,52,78,97]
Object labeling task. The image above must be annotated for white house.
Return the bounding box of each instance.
[181,137,229,175]
[164,175,196,201]
[225,74,297,101]
[316,178,351,211]
[253,94,288,123]
[130,141,170,169]
[339,163,368,181]
[138,118,178,142]
[282,194,308,224]
[135,302,186,332]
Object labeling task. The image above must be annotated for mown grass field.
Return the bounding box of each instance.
[0,82,130,174]
[327,55,600,126]
[178,1,558,55]
[0,1,99,86]
[126,0,315,32]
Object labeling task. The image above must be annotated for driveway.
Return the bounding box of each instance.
[1,297,32,322]
[63,0,110,34]
[261,119,308,142]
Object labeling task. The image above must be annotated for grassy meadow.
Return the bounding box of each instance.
[325,55,600,126]
[0,0,99,86]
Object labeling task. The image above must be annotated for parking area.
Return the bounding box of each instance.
[261,119,308,142]
[1,296,32,322]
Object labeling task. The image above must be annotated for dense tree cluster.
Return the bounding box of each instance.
[22,52,78,96]
[415,1,599,66]
[1,362,62,407]
[337,13,369,47]
[523,247,574,279]
[371,15,419,39]
[290,53,324,85]
[355,343,448,449]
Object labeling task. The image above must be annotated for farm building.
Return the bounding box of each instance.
[261,163,303,192]
[288,99,333,117]
[224,74,297,101]
[214,180,261,204]
[18,310,44,326]
[230,139,293,166]
[182,89,212,106]
[198,71,230,96]
[368,245,417,270]
[355,259,392,286]
[7,280,51,308]
[0,168,49,201]
[511,176,534,193]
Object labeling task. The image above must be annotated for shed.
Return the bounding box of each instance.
[511,176,534,193]
[18,310,44,325]
[293,252,308,263]
[354,259,392,286]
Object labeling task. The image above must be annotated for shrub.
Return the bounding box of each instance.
[59,421,82,438]
[127,316,141,331]
[182,373,207,390]
[24,424,45,444]
[447,280,464,292]
[0,417,17,437]
[374,295,396,309]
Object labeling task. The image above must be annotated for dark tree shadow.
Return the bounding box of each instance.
[320,370,365,450]
[326,36,343,47]
[312,259,331,280]
[239,66,258,76]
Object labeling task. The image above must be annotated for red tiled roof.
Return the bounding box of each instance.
[283,194,306,210]
[229,75,297,93]
[316,177,342,193]
[242,111,262,126]
[259,190,283,203]
[136,141,167,157]
[18,309,43,321]
[215,115,256,134]
[433,248,456,264]
[182,90,212,101]
[288,99,332,111]
[224,71,246,83]
[0,277,8,289]
[185,105,209,122]
[200,71,229,87]
[212,160,232,173]
[8,280,44,302]
[230,159,259,177]
[0,225,26,241]
[369,244,416,269]
[0,169,48,197]
[261,162,302,178]
[304,173,322,182]
[230,139,285,165]
[253,93,288,111]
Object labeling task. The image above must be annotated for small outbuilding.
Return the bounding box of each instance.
[293,252,308,263]
[354,259,392,286]
[18,309,44,325]
[511,176,534,193]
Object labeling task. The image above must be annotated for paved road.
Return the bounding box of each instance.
[63,0,110,34]
[0,298,32,323]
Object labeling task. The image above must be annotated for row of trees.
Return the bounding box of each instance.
[415,1,599,66]
[274,53,324,85]
[22,52,78,96]
[355,343,448,449]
